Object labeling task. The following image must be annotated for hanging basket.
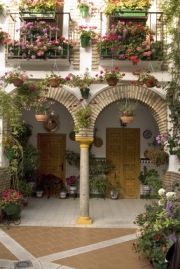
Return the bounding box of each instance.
[11,78,24,87]
[80,88,90,99]
[80,36,90,48]
[35,115,49,122]
[120,116,134,123]
[48,78,59,87]
[80,6,89,18]
[106,77,118,86]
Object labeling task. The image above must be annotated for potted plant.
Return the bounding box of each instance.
[1,68,31,87]
[108,173,122,199]
[66,175,80,194]
[132,188,180,269]
[132,69,159,87]
[68,68,95,98]
[36,183,44,198]
[103,0,152,16]
[14,180,32,205]
[95,66,125,86]
[45,68,68,87]
[138,166,159,195]
[119,102,138,123]
[78,25,97,48]
[59,185,68,199]
[0,189,24,219]
[77,1,94,18]
[95,35,114,56]
[73,105,92,133]
[91,176,109,199]
[147,148,169,166]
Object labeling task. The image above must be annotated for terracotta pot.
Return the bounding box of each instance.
[120,116,134,123]
[106,77,118,86]
[11,78,24,87]
[145,81,155,88]
[48,78,59,87]
[35,115,49,122]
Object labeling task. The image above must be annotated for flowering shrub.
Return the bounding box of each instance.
[0,28,9,44]
[18,0,64,11]
[132,188,180,268]
[68,68,95,90]
[95,66,125,82]
[119,102,138,117]
[156,132,180,155]
[131,69,159,87]
[0,189,24,209]
[147,149,169,166]
[66,175,80,186]
[1,68,31,86]
[73,105,92,133]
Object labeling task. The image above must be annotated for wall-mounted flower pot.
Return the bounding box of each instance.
[80,36,90,48]
[80,6,89,18]
[80,88,90,99]
[120,116,134,123]
[106,77,118,86]
[35,115,49,122]
[11,78,24,87]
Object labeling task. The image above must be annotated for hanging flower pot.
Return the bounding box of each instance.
[11,78,24,87]
[106,77,118,86]
[120,116,134,123]
[80,6,89,18]
[80,36,90,48]
[35,115,49,122]
[48,78,59,87]
[80,88,90,99]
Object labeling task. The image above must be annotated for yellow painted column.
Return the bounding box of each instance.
[75,137,93,224]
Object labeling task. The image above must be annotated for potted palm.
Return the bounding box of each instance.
[95,66,125,86]
[78,25,97,48]
[119,102,138,123]
[77,1,94,18]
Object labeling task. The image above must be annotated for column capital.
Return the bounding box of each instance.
[75,137,94,148]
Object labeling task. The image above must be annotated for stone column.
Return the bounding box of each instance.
[75,137,93,225]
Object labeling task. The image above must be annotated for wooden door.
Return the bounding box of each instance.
[37,134,66,183]
[106,128,140,198]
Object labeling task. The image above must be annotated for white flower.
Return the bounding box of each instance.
[166,192,176,199]
[158,188,166,196]
[158,199,164,206]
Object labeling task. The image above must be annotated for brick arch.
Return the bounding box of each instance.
[47,85,167,137]
[88,84,167,135]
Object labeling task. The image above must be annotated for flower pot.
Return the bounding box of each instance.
[48,78,59,87]
[80,6,89,18]
[145,81,155,88]
[60,191,67,199]
[35,115,49,122]
[11,78,24,87]
[5,149,14,160]
[120,116,134,123]
[80,36,90,48]
[80,88,90,99]
[168,155,179,172]
[10,206,22,219]
[3,204,19,215]
[36,190,43,198]
[106,77,118,86]
[110,190,119,200]
[142,185,151,195]
[69,186,77,194]
[153,261,166,269]
[112,8,147,17]
[101,49,112,57]
[21,10,55,20]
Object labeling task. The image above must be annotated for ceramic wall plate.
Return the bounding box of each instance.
[44,117,58,132]
[93,138,103,147]
[69,131,75,141]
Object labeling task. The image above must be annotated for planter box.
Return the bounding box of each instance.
[112,9,147,17]
[21,11,55,20]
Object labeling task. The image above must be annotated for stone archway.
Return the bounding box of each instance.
[89,84,168,134]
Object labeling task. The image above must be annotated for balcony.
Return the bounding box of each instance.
[6,12,72,71]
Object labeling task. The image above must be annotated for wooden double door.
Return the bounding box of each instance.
[106,128,140,198]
